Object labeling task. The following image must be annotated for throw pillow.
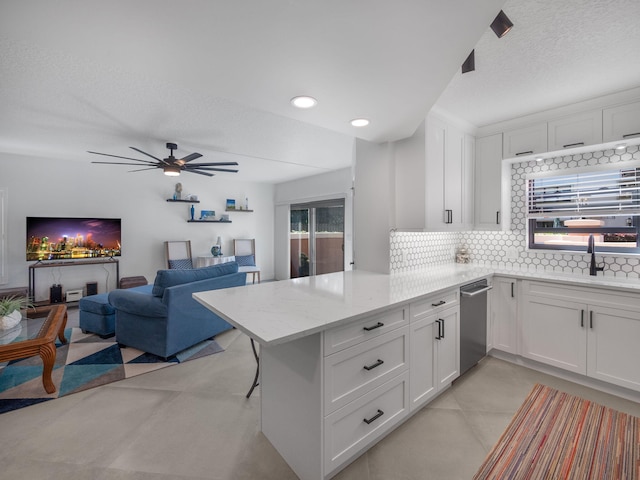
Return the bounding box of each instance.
[235,254,255,266]
[168,258,193,269]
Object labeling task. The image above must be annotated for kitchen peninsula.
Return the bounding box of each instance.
[194,264,640,480]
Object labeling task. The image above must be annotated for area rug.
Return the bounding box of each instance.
[0,327,224,414]
[473,383,640,479]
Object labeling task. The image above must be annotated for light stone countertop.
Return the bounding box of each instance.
[193,264,640,346]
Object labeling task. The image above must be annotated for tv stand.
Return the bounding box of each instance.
[28,258,119,315]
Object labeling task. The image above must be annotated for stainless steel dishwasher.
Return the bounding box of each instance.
[460,279,492,376]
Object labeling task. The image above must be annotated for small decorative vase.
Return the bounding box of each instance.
[0,310,22,330]
[211,245,221,257]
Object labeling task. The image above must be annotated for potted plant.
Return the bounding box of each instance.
[0,296,31,330]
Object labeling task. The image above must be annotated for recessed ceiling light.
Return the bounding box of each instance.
[350,118,370,127]
[615,143,627,152]
[290,96,317,109]
[535,156,544,162]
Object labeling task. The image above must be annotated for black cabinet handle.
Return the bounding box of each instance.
[441,318,445,339]
[511,282,514,298]
[515,150,533,156]
[363,359,384,371]
[581,309,584,327]
[496,211,500,224]
[563,142,584,148]
[435,319,442,340]
[590,311,593,329]
[363,322,384,332]
[363,409,384,425]
[432,300,446,307]
[444,209,453,224]
[623,132,640,138]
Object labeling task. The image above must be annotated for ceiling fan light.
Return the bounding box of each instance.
[490,10,513,38]
[291,96,318,109]
[163,165,181,176]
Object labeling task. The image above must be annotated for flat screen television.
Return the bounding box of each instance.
[27,217,121,261]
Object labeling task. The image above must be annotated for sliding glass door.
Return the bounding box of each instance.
[290,199,345,278]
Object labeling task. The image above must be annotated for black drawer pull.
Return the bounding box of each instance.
[431,300,446,307]
[363,359,384,371]
[441,318,445,339]
[363,322,384,332]
[363,409,384,425]
[590,311,594,329]
[581,309,584,327]
[515,150,533,156]
[623,132,640,138]
[496,211,500,224]
[435,319,442,340]
[563,142,584,148]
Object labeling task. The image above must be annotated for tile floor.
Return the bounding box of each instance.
[1,309,639,480]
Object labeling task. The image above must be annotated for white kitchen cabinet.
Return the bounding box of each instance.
[502,123,547,159]
[475,134,503,230]
[521,295,587,374]
[409,292,460,411]
[586,305,640,392]
[490,277,518,354]
[603,101,640,142]
[425,113,474,230]
[547,110,603,151]
[521,280,640,393]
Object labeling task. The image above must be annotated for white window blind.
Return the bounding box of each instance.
[528,165,640,218]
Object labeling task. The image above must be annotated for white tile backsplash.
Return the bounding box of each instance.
[390,145,640,277]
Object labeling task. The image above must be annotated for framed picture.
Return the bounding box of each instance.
[200,210,215,219]
[226,199,236,210]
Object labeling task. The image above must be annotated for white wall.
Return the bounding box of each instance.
[1,153,274,298]
[354,139,393,274]
[274,167,354,280]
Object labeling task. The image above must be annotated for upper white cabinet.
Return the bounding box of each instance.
[475,134,503,230]
[502,123,547,159]
[395,112,474,231]
[603,101,640,142]
[547,110,603,151]
[425,113,474,230]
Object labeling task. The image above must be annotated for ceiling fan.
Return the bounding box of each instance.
[88,142,239,177]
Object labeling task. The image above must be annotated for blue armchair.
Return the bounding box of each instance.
[108,262,246,359]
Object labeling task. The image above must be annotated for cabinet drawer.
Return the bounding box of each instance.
[324,327,409,414]
[410,290,459,321]
[324,307,408,356]
[324,372,409,475]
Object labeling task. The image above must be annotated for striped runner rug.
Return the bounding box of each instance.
[473,383,640,479]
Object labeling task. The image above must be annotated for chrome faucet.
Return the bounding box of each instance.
[587,234,604,276]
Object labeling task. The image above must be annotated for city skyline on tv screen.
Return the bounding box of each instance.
[27,217,121,261]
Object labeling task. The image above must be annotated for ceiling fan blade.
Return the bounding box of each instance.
[88,151,157,165]
[91,161,161,166]
[186,169,215,177]
[129,147,168,164]
[128,167,161,172]
[177,152,203,164]
[187,162,239,167]
[185,166,239,173]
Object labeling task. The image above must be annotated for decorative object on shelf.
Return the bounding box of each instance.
[0,296,31,330]
[245,197,249,210]
[89,142,239,177]
[221,214,230,221]
[211,236,223,256]
[200,210,215,220]
[190,204,195,221]
[456,247,470,264]
[226,199,236,210]
[174,182,182,200]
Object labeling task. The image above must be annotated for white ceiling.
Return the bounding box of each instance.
[435,0,640,127]
[2,0,638,184]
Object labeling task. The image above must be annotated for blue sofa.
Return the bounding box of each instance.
[108,262,246,359]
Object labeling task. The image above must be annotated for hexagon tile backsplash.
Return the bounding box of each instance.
[390,145,640,278]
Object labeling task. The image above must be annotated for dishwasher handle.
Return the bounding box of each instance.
[460,285,493,297]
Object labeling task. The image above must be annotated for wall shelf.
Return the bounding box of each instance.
[167,199,200,203]
[187,219,232,223]
[225,208,253,212]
